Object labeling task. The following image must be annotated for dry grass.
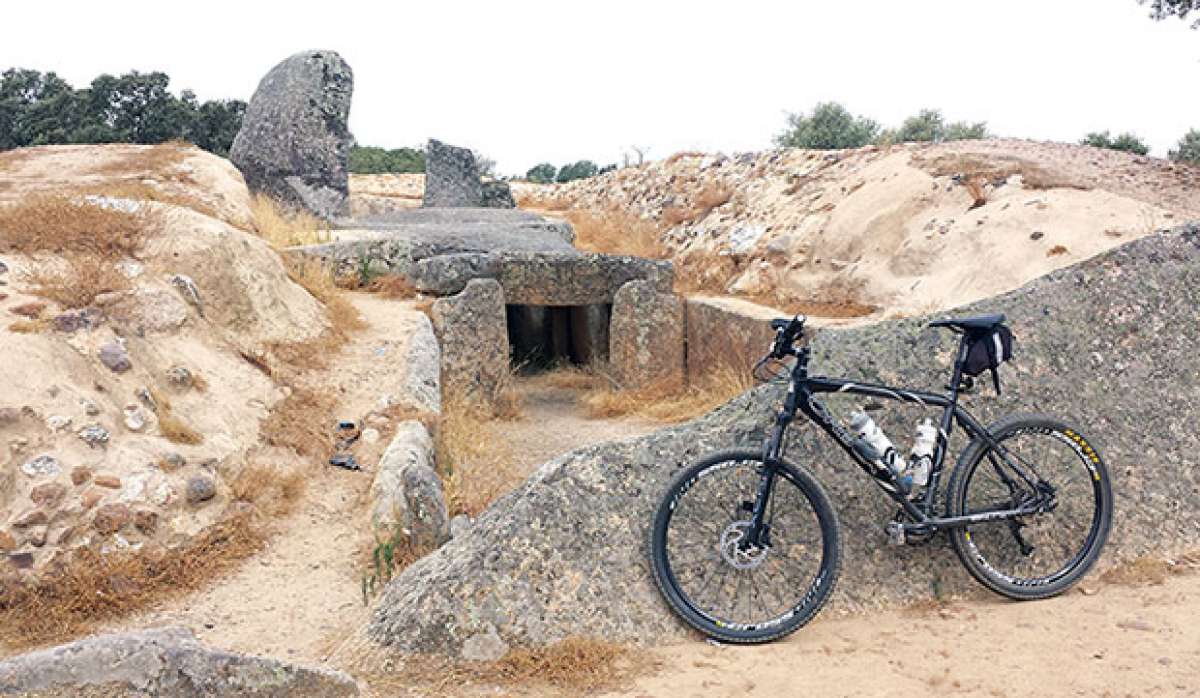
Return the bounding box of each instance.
[0,194,155,258]
[74,181,220,222]
[364,637,646,696]
[7,318,50,334]
[157,411,203,445]
[514,190,572,211]
[260,387,338,459]
[1100,552,1199,587]
[565,208,666,259]
[190,370,210,393]
[435,396,522,518]
[230,462,306,517]
[665,150,705,165]
[1047,244,1068,256]
[24,255,132,309]
[364,274,419,298]
[87,140,193,178]
[0,511,264,649]
[251,194,331,248]
[916,153,1091,191]
[583,363,753,423]
[8,301,45,318]
[266,257,367,378]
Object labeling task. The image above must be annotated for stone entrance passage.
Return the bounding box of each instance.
[506,304,610,368]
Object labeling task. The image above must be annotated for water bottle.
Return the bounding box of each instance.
[907,419,938,492]
[848,411,909,489]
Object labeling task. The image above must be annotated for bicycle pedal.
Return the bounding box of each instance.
[885,521,906,546]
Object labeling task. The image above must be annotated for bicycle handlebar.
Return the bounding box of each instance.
[768,314,807,359]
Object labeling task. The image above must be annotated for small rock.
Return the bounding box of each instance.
[449,514,472,539]
[166,366,194,389]
[94,475,122,489]
[361,428,380,444]
[136,387,158,412]
[0,260,7,274]
[81,489,104,510]
[45,415,72,433]
[21,455,61,478]
[13,509,48,528]
[8,552,33,569]
[93,503,131,534]
[0,530,15,551]
[53,308,103,333]
[27,526,47,547]
[1030,231,1045,241]
[81,399,101,416]
[98,342,132,373]
[123,405,147,431]
[170,275,204,317]
[161,453,186,470]
[77,424,111,449]
[133,509,158,535]
[186,476,216,504]
[29,482,67,508]
[70,466,93,486]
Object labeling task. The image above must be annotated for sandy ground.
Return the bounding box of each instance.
[604,572,1200,698]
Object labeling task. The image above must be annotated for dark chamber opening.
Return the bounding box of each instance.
[506,304,611,371]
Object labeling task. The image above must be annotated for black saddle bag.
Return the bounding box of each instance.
[961,324,1014,393]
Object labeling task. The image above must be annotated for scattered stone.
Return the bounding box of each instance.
[371,421,450,548]
[0,626,361,696]
[430,279,510,411]
[77,424,110,449]
[80,489,103,510]
[133,508,158,535]
[53,307,103,333]
[610,280,686,391]
[423,139,483,207]
[81,399,101,416]
[7,552,33,569]
[0,531,14,551]
[27,526,47,547]
[161,452,186,470]
[1030,231,1045,241]
[93,503,130,534]
[45,415,72,433]
[136,387,157,411]
[230,50,355,219]
[13,509,48,528]
[29,482,67,508]
[166,366,194,389]
[94,475,122,489]
[186,475,217,504]
[98,342,132,373]
[123,405,147,431]
[361,428,380,444]
[410,252,500,295]
[169,274,205,318]
[21,455,61,478]
[70,466,93,486]
[449,514,472,539]
[480,180,516,209]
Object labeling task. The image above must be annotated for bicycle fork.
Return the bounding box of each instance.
[742,418,789,549]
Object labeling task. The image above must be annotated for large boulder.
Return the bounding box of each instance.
[0,627,359,696]
[370,421,450,548]
[430,279,511,409]
[481,180,516,209]
[610,281,685,390]
[497,252,673,305]
[230,50,354,219]
[367,223,1200,657]
[423,139,482,208]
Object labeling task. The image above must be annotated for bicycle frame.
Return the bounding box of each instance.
[749,338,1051,543]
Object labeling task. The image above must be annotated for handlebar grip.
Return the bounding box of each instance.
[769,314,807,357]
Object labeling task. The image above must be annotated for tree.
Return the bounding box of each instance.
[473,152,497,177]
[1140,0,1199,27]
[943,120,990,141]
[525,162,557,183]
[555,160,599,183]
[348,146,425,174]
[774,102,879,149]
[1080,130,1150,155]
[1169,129,1200,163]
[891,109,989,143]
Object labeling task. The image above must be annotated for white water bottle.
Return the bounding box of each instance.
[849,411,907,486]
[907,419,938,491]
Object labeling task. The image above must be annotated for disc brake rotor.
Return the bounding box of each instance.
[719,520,770,570]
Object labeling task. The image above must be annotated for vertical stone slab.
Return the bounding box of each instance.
[431,279,510,410]
[570,304,610,365]
[423,139,483,207]
[684,296,781,381]
[609,281,685,391]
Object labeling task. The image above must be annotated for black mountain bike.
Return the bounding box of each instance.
[649,313,1112,643]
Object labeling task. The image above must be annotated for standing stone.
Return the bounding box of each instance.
[423,139,483,207]
[430,279,510,410]
[230,50,354,219]
[570,304,610,365]
[609,280,685,391]
[370,421,450,548]
[480,180,516,209]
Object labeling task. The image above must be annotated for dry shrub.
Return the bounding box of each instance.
[514,190,571,211]
[1047,244,1068,256]
[530,363,608,391]
[360,527,435,603]
[260,387,338,460]
[190,370,210,393]
[158,412,203,445]
[364,274,418,299]
[251,194,331,248]
[9,301,46,318]
[7,318,50,334]
[565,208,666,259]
[285,257,366,335]
[0,511,264,648]
[230,462,306,517]
[0,194,155,257]
[25,255,131,309]
[435,397,522,518]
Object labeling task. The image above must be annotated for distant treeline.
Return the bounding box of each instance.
[524,160,617,184]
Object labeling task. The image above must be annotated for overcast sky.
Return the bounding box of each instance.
[2,1,1197,174]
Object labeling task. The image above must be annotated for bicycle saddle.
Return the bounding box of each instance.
[928,313,1006,333]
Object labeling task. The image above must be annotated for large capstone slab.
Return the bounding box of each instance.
[497,252,673,305]
[423,139,482,207]
[230,50,354,219]
[367,223,1200,658]
[430,278,511,410]
[0,626,360,696]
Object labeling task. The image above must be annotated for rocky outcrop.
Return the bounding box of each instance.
[685,295,782,379]
[610,281,685,390]
[367,223,1200,657]
[230,51,354,219]
[370,421,449,548]
[0,627,359,696]
[423,140,482,207]
[430,279,510,409]
[481,180,516,209]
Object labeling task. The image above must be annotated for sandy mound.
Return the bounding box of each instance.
[349,173,425,218]
[522,139,1199,318]
[0,144,328,573]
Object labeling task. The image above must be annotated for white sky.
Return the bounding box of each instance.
[2,0,1197,174]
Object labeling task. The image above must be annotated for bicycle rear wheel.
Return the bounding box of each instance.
[948,414,1113,600]
[649,450,841,643]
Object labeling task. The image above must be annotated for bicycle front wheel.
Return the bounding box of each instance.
[948,414,1113,600]
[649,450,841,643]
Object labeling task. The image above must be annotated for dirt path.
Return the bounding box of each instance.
[604,572,1200,698]
[107,294,425,664]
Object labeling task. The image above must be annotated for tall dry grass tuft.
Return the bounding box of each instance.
[250,194,332,248]
[260,387,338,459]
[565,208,666,259]
[583,363,754,424]
[24,256,131,309]
[435,394,523,518]
[0,194,156,258]
[230,462,307,517]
